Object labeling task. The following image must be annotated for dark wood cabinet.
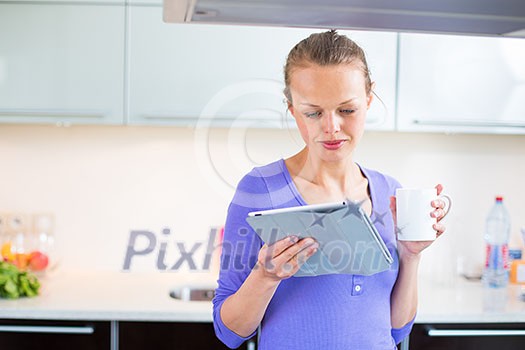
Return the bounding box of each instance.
[119,321,255,350]
[0,319,256,350]
[0,319,111,350]
[409,323,525,350]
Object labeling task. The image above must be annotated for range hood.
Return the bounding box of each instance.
[163,0,525,38]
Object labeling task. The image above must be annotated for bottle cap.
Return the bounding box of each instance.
[495,196,503,202]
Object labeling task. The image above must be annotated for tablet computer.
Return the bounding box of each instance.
[246,201,393,276]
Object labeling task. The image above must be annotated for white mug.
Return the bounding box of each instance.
[395,188,452,241]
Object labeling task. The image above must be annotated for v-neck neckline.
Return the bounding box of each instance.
[278,158,375,219]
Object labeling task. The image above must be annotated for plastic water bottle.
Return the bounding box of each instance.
[482,196,511,288]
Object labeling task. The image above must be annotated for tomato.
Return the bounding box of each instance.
[28,251,49,271]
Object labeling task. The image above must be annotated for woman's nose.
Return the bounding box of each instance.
[323,112,341,134]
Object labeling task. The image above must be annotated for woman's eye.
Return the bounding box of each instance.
[340,109,355,115]
[304,111,321,119]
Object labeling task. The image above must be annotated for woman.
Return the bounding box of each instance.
[212,30,447,349]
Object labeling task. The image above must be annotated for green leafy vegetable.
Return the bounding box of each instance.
[0,261,40,299]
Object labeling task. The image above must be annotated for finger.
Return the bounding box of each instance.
[288,239,319,263]
[281,238,318,262]
[430,208,446,220]
[265,235,299,259]
[275,238,318,267]
[282,242,319,275]
[431,199,446,209]
[296,245,319,266]
[281,259,296,275]
[257,244,275,270]
[435,184,443,196]
[258,236,299,271]
[433,223,446,236]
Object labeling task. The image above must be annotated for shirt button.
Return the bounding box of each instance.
[354,285,361,292]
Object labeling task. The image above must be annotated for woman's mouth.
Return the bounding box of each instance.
[320,140,347,150]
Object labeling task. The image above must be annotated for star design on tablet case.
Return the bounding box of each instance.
[341,199,365,219]
[372,211,388,227]
[395,224,407,237]
[310,212,326,228]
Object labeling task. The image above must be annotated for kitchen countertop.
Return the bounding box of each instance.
[417,275,525,323]
[1,270,525,323]
[0,269,218,322]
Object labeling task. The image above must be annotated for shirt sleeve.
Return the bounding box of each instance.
[391,313,416,344]
[212,170,271,348]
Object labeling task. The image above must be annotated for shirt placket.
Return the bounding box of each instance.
[351,275,365,296]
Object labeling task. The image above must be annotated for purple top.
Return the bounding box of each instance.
[213,159,414,349]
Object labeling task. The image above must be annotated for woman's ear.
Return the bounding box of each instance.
[287,100,296,118]
[367,82,376,110]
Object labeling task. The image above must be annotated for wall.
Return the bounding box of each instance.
[1,125,524,284]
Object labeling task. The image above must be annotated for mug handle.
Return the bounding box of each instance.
[437,194,452,219]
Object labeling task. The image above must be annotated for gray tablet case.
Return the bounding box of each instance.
[246,201,393,276]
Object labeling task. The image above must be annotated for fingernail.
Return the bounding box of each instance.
[305,238,315,245]
[289,235,298,243]
[309,247,318,256]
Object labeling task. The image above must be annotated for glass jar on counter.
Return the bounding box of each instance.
[0,212,56,273]
[2,213,30,268]
[31,213,56,272]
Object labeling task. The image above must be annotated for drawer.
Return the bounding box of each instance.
[409,323,525,350]
[0,319,111,350]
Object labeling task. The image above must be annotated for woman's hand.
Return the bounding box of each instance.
[255,236,319,282]
[390,184,448,260]
[220,235,318,338]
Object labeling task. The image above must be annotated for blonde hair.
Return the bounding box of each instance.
[283,29,372,102]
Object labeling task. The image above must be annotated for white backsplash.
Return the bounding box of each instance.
[1,125,524,283]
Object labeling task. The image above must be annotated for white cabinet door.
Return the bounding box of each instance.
[128,0,161,4]
[128,5,397,130]
[398,33,525,134]
[0,0,124,4]
[0,4,125,125]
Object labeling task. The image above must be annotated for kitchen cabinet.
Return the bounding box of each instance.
[0,3,125,125]
[127,5,398,130]
[0,0,123,3]
[0,319,256,350]
[0,319,111,350]
[119,321,256,350]
[397,33,525,134]
[408,323,525,349]
[128,0,161,4]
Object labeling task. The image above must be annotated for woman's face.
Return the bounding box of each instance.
[288,63,373,163]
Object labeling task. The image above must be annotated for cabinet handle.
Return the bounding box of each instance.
[138,115,226,127]
[139,115,288,128]
[0,325,95,334]
[142,114,220,121]
[0,109,107,119]
[365,115,384,126]
[141,114,284,121]
[365,109,388,126]
[426,326,525,337]
[413,119,525,128]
